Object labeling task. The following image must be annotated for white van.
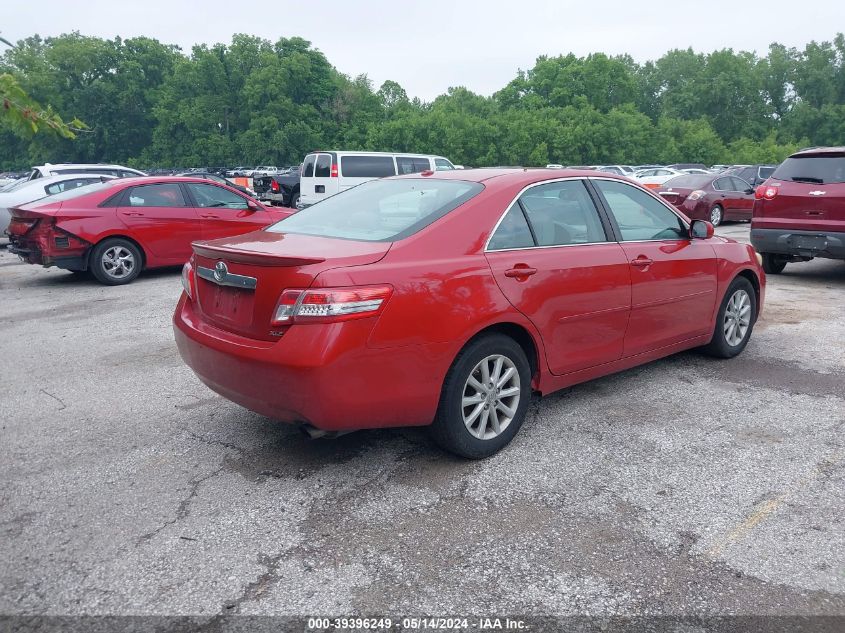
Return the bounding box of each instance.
[297,151,456,208]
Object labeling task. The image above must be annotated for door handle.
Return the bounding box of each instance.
[122,211,144,217]
[504,265,538,278]
[199,213,220,219]
[630,257,654,267]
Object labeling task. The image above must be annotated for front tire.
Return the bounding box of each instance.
[430,334,532,459]
[702,277,756,358]
[90,238,142,285]
[761,253,788,275]
[709,205,724,226]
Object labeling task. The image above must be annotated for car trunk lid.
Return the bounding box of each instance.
[191,230,391,341]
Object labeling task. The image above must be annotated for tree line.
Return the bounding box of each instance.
[1,32,844,171]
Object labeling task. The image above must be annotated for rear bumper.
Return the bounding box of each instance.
[7,240,88,270]
[750,228,845,260]
[173,295,449,431]
[256,192,287,205]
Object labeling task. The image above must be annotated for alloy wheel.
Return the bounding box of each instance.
[724,289,751,346]
[102,245,136,279]
[461,354,521,440]
[710,206,723,226]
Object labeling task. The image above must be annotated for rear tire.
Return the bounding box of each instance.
[89,238,142,285]
[761,253,788,275]
[430,334,532,459]
[701,277,756,359]
[289,192,300,209]
[709,205,723,226]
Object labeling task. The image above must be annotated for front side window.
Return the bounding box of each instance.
[267,178,482,242]
[518,180,607,246]
[127,183,186,207]
[434,158,454,171]
[340,155,396,178]
[185,183,248,209]
[593,179,686,242]
[314,154,332,178]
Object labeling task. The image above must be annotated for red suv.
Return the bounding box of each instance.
[752,147,845,274]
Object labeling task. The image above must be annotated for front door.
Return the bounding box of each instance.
[183,182,281,241]
[485,179,631,376]
[591,178,718,357]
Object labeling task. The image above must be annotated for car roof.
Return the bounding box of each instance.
[791,146,845,157]
[35,163,141,170]
[392,167,628,187]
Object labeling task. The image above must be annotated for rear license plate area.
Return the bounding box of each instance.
[790,235,826,251]
[209,285,253,326]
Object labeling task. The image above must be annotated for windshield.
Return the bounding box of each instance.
[773,155,845,184]
[663,174,712,189]
[267,178,484,242]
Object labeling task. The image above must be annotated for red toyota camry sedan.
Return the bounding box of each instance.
[7,177,292,285]
[174,169,765,458]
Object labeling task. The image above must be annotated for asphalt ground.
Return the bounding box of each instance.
[0,223,843,627]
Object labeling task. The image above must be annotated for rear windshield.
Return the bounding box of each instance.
[267,178,484,242]
[773,155,845,184]
[663,174,712,188]
[340,155,396,178]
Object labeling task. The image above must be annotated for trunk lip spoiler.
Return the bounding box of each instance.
[192,241,327,267]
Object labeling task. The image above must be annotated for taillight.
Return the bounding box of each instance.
[755,185,778,200]
[272,285,392,325]
[330,163,338,177]
[688,190,706,201]
[271,180,280,192]
[181,262,195,299]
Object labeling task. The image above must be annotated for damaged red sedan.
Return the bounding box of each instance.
[174,170,765,458]
[7,177,291,285]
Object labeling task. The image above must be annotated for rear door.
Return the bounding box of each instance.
[183,182,283,241]
[116,183,201,263]
[312,153,336,202]
[485,179,631,375]
[338,155,396,192]
[298,154,318,206]
[592,178,718,357]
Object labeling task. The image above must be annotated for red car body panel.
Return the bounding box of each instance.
[6,177,292,271]
[174,169,765,432]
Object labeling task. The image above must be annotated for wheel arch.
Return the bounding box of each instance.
[461,321,542,388]
[734,268,762,318]
[89,234,148,270]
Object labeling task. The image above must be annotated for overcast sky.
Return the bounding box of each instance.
[5,1,844,100]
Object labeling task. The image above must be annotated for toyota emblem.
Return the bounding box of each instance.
[214,261,228,282]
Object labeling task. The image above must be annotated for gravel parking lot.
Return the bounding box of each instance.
[1,224,843,623]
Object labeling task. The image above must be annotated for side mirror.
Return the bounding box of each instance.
[246,199,260,211]
[690,219,714,239]
[744,188,754,195]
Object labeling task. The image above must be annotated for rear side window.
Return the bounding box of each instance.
[730,177,752,191]
[488,205,535,250]
[127,183,186,207]
[267,178,483,242]
[772,155,845,184]
[314,154,332,178]
[518,181,607,246]
[302,155,316,178]
[340,156,396,178]
[397,156,431,175]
